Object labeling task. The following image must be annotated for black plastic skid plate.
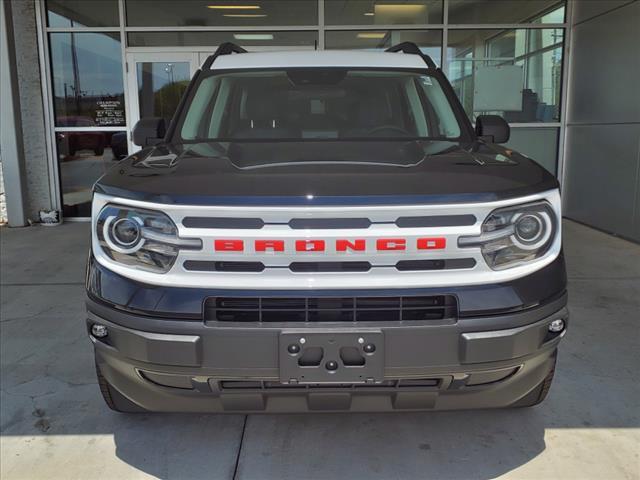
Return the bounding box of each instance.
[279,329,384,384]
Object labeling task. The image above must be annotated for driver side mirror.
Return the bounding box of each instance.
[475,115,510,144]
[132,117,167,147]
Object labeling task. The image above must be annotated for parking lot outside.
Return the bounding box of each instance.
[1,219,638,480]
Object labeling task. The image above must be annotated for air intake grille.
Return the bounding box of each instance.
[204,295,457,323]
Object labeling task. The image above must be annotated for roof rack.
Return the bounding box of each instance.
[201,42,247,70]
[201,41,436,70]
[385,42,437,69]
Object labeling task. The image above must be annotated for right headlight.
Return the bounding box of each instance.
[458,201,557,270]
[95,204,201,273]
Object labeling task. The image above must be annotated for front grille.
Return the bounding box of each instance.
[182,217,265,229]
[288,218,372,229]
[395,258,476,271]
[395,214,476,227]
[204,295,457,323]
[289,261,371,272]
[181,215,476,229]
[183,260,265,272]
[218,378,442,390]
[184,259,475,273]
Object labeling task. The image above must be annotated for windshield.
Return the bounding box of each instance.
[179,69,463,142]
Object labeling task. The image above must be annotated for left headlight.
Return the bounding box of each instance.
[96,204,201,273]
[458,201,557,270]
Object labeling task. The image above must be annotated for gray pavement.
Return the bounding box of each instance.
[0,220,639,480]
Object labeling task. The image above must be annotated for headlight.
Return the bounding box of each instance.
[96,205,201,273]
[459,201,557,270]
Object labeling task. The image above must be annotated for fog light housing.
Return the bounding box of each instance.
[548,319,565,333]
[92,324,108,338]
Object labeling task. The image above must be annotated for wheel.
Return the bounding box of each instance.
[95,361,146,413]
[94,145,105,156]
[511,356,556,408]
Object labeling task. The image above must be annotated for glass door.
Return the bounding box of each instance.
[126,52,199,152]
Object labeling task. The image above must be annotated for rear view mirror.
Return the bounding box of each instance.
[475,115,510,144]
[132,117,166,147]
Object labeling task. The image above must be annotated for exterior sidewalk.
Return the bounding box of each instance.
[1,220,639,480]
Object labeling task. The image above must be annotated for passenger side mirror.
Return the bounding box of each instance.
[132,117,167,147]
[475,115,510,144]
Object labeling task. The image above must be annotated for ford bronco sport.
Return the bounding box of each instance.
[87,43,568,412]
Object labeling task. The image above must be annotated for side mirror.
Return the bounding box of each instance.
[132,117,166,147]
[475,115,510,144]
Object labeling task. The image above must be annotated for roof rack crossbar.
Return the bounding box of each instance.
[201,42,248,70]
[385,42,437,69]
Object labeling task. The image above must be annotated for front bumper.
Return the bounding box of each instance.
[88,293,568,412]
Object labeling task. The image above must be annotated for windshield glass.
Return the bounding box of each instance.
[179,69,463,142]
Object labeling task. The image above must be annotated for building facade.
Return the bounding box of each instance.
[1,0,639,241]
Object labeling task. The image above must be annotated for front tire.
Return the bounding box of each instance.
[95,361,147,413]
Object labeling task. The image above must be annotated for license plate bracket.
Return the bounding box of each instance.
[279,330,384,384]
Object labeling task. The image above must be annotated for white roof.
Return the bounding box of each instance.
[210,50,428,70]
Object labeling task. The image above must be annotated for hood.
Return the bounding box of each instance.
[95,140,558,206]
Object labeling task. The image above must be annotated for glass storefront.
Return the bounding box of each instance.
[49,32,126,127]
[325,30,441,60]
[47,0,119,27]
[56,130,127,217]
[325,0,443,25]
[448,0,564,24]
[127,31,319,48]
[41,0,568,217]
[135,61,191,122]
[125,0,319,27]
[448,28,564,122]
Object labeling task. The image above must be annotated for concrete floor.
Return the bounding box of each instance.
[0,220,638,480]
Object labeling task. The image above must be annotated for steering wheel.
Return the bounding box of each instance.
[366,125,411,137]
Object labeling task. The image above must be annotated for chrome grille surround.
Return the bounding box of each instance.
[91,189,562,289]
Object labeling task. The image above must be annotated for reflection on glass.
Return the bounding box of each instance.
[127,31,318,48]
[325,0,443,25]
[136,62,191,124]
[448,0,565,24]
[49,33,126,127]
[125,0,317,27]
[447,28,564,122]
[46,0,119,27]
[505,127,559,174]
[325,30,441,63]
[57,131,127,217]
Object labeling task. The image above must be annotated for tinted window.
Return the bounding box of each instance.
[127,31,318,48]
[448,28,564,122]
[57,130,128,217]
[49,33,126,127]
[47,0,119,27]
[126,0,317,27]
[136,61,191,125]
[325,30,441,64]
[180,69,462,141]
[325,0,443,25]
[448,0,565,24]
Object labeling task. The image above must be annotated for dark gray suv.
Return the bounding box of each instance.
[86,43,568,413]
